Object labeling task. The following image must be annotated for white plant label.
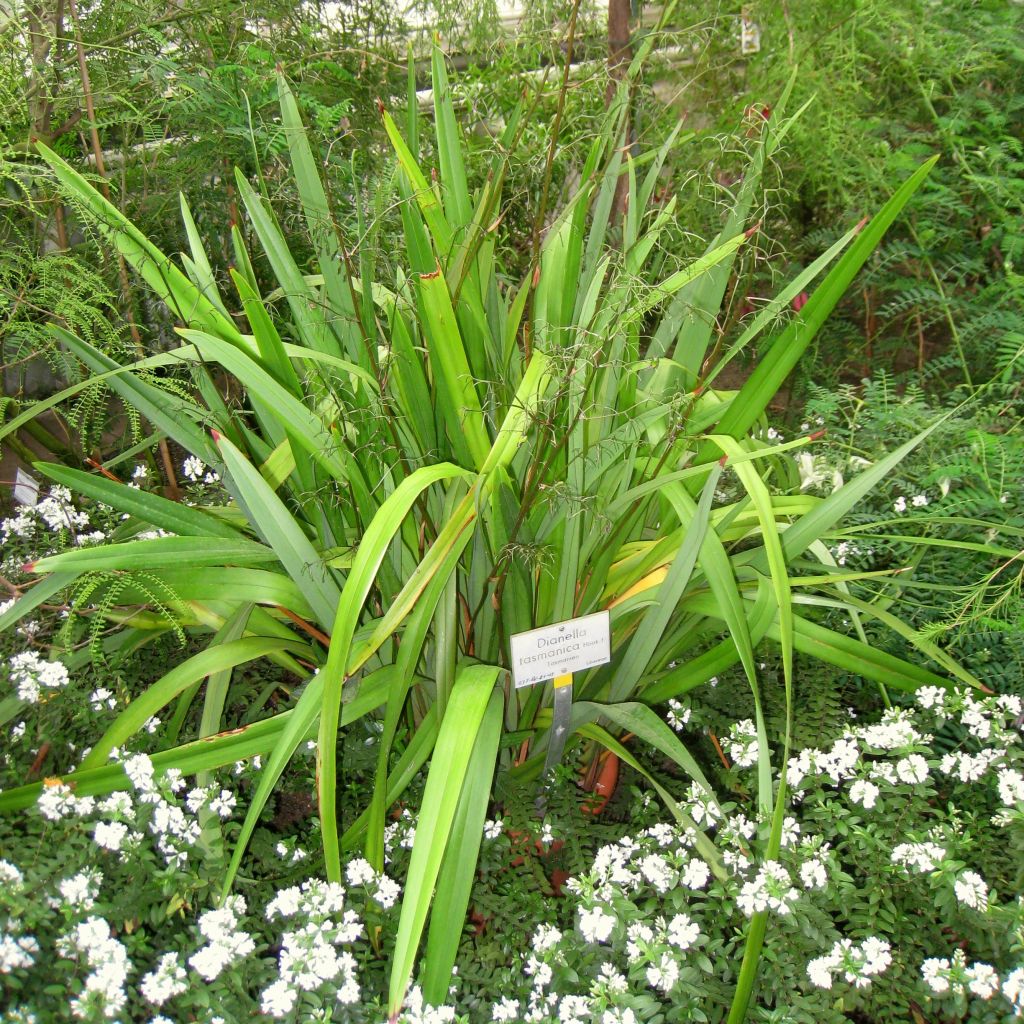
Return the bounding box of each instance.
[509,611,611,689]
[13,468,40,507]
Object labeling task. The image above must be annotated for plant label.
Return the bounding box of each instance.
[13,468,39,506]
[510,611,611,688]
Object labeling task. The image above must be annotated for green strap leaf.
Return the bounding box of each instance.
[388,664,501,1017]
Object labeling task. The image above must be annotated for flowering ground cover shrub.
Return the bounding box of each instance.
[479,690,1024,1023]
[0,746,422,1023]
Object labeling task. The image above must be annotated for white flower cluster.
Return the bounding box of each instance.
[921,949,1000,999]
[953,870,989,911]
[140,952,188,1007]
[7,651,70,704]
[37,781,95,821]
[52,870,102,912]
[891,841,946,873]
[830,539,867,566]
[260,879,362,1016]
[394,985,457,1024]
[726,719,760,768]
[345,856,402,908]
[736,860,799,917]
[118,756,200,867]
[182,456,219,484]
[1,485,90,544]
[189,895,255,981]
[893,493,929,512]
[807,936,892,989]
[0,863,38,975]
[666,698,691,732]
[59,916,130,1019]
[384,807,417,860]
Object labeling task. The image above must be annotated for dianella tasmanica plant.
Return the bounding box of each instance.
[0,44,980,1019]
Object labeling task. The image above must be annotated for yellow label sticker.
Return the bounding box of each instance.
[553,673,573,689]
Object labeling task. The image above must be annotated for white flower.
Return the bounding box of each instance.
[124,753,156,794]
[916,686,947,711]
[809,937,891,990]
[921,957,951,994]
[141,953,187,1006]
[9,651,70,703]
[860,937,893,979]
[780,816,801,847]
[578,906,615,944]
[997,768,1024,807]
[1002,967,1024,1012]
[190,897,254,980]
[0,860,24,887]
[62,917,130,1018]
[483,818,503,840]
[59,871,101,910]
[686,783,721,825]
[800,857,828,890]
[492,997,520,1022]
[953,870,989,910]
[98,792,132,817]
[93,821,129,852]
[961,696,993,740]
[965,962,999,999]
[645,951,679,992]
[727,719,760,768]
[911,494,929,507]
[666,699,691,731]
[681,857,711,890]
[819,737,860,783]
[374,875,400,909]
[892,842,945,873]
[601,1011,637,1024]
[182,456,206,482]
[345,858,375,886]
[626,922,654,963]
[857,709,922,750]
[208,789,235,818]
[186,786,212,814]
[0,934,40,972]
[796,452,836,491]
[893,496,907,513]
[666,913,699,950]
[849,779,880,809]
[38,782,84,821]
[896,754,929,785]
[807,951,840,989]
[533,925,562,952]
[737,861,798,917]
[557,995,591,1024]
[261,978,297,1017]
[89,688,117,712]
[595,962,628,995]
[639,853,674,892]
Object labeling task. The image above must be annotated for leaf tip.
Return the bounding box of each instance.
[210,429,221,443]
[22,562,35,574]
[744,220,762,239]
